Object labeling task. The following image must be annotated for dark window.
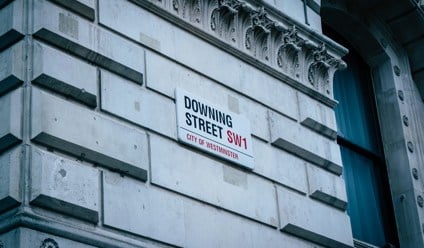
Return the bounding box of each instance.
[324,26,399,247]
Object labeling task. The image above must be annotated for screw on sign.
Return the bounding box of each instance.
[40,238,59,248]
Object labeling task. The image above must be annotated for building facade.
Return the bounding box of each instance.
[1,0,424,247]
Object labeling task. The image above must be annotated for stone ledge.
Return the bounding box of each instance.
[0,0,24,52]
[0,89,22,153]
[33,0,144,84]
[269,110,342,175]
[0,39,24,97]
[30,147,100,224]
[277,187,353,248]
[31,89,148,182]
[47,0,95,21]
[0,146,21,213]
[32,41,97,108]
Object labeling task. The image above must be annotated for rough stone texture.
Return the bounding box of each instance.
[0,228,97,248]
[100,0,299,120]
[252,138,308,194]
[269,110,343,175]
[0,89,22,153]
[145,51,271,141]
[103,170,325,248]
[100,70,177,139]
[150,134,279,227]
[0,41,24,96]
[32,41,97,107]
[307,165,347,210]
[0,0,392,247]
[0,146,21,213]
[31,88,149,181]
[33,0,144,84]
[103,171,186,247]
[30,147,99,223]
[0,0,24,52]
[277,187,353,248]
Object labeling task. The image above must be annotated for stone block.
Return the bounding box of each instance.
[145,51,270,141]
[100,0,298,120]
[277,187,353,248]
[150,134,279,227]
[0,146,21,213]
[0,0,24,51]
[30,147,99,223]
[0,228,97,248]
[103,171,186,247]
[47,0,95,21]
[269,110,343,175]
[0,89,22,152]
[307,165,347,210]
[100,70,177,139]
[298,92,337,139]
[252,138,308,194]
[33,0,144,84]
[0,41,23,96]
[103,170,320,248]
[32,41,97,107]
[31,89,148,181]
[183,197,327,248]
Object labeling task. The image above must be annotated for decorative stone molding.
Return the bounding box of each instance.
[276,25,303,79]
[140,0,347,105]
[306,44,347,95]
[40,238,59,248]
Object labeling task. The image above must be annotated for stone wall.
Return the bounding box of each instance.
[0,0,354,247]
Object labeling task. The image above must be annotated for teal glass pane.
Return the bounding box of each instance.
[341,146,386,247]
[333,54,380,153]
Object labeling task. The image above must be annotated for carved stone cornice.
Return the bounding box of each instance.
[132,0,348,108]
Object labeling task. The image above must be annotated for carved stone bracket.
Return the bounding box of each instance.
[210,0,241,42]
[306,44,346,95]
[276,25,303,78]
[173,0,203,24]
[146,0,347,100]
[243,7,274,61]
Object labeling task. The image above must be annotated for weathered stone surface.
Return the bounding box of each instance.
[269,110,343,175]
[30,147,99,223]
[298,92,337,139]
[0,41,23,96]
[100,70,176,139]
[31,89,148,181]
[393,188,424,247]
[0,228,97,248]
[33,0,144,84]
[252,138,308,194]
[47,0,95,21]
[150,134,279,227]
[145,51,270,141]
[307,165,347,210]
[0,0,24,51]
[184,197,325,248]
[101,0,298,120]
[103,170,323,248]
[32,41,97,107]
[0,89,22,152]
[0,146,21,213]
[103,171,186,247]
[277,187,353,248]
